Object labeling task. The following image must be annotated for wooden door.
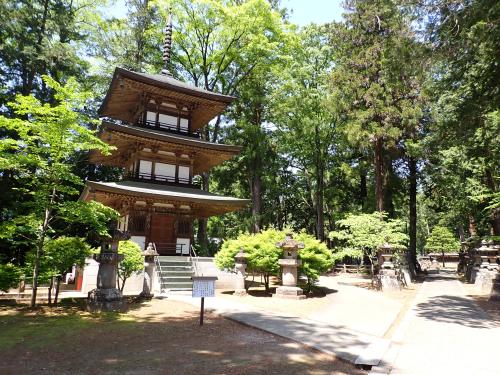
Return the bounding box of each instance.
[149,214,175,255]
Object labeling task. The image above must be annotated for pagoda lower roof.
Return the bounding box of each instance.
[90,121,241,173]
[98,68,235,131]
[81,180,250,217]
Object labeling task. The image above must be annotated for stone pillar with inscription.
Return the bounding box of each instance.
[274,234,306,300]
[87,222,129,312]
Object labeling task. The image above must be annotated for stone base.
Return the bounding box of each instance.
[490,289,500,301]
[139,291,154,300]
[273,286,306,300]
[87,288,127,312]
[380,273,400,292]
[233,289,247,297]
[469,267,480,283]
[400,266,412,286]
[475,270,496,292]
[489,274,500,301]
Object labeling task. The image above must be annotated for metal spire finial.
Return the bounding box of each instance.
[161,11,173,76]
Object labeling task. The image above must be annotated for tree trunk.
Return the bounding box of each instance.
[458,224,465,242]
[31,186,57,308]
[314,124,325,242]
[25,0,50,95]
[54,276,61,306]
[408,157,418,269]
[491,207,500,237]
[263,273,269,293]
[468,215,478,237]
[373,137,385,212]
[48,277,54,307]
[359,167,367,209]
[251,172,262,233]
[120,278,126,293]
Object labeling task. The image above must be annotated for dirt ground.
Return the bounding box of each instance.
[218,273,421,340]
[460,282,500,324]
[0,299,365,375]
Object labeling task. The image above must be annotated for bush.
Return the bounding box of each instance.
[329,212,408,267]
[0,263,21,293]
[295,232,333,291]
[117,240,144,292]
[215,229,333,292]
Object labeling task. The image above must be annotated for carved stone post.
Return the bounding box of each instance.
[378,243,401,291]
[474,241,500,292]
[87,222,128,312]
[233,248,248,296]
[141,243,159,298]
[274,234,306,300]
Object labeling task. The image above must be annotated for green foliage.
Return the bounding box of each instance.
[0,263,22,293]
[423,0,500,236]
[0,0,95,107]
[424,226,460,254]
[294,232,333,289]
[215,228,333,291]
[215,228,283,275]
[0,75,116,306]
[43,237,91,277]
[329,212,408,263]
[117,240,144,292]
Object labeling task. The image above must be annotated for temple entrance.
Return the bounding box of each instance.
[149,214,175,255]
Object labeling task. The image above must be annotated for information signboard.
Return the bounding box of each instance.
[191,276,218,326]
[192,278,216,298]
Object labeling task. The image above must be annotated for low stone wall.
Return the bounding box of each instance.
[81,257,144,296]
[195,257,238,290]
[81,256,237,295]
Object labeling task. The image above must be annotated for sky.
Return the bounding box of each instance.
[283,0,344,26]
[104,0,345,25]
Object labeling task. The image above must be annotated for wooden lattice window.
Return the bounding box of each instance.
[177,219,191,237]
[129,212,147,234]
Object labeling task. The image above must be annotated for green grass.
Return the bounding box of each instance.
[0,304,131,351]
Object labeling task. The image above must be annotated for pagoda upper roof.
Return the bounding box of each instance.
[99,68,235,131]
[90,121,242,173]
[81,180,249,217]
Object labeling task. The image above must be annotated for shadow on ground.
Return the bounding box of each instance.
[225,309,374,364]
[0,300,365,375]
[414,295,497,329]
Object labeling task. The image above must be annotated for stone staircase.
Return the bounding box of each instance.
[157,256,194,291]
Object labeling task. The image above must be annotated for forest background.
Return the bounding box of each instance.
[0,0,498,270]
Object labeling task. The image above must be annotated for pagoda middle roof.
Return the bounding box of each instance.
[99,68,235,131]
[90,121,241,173]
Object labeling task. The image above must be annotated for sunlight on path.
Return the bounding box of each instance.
[387,271,499,375]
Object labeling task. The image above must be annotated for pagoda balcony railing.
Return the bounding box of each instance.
[125,171,201,189]
[136,118,201,139]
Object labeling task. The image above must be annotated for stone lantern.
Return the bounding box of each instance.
[87,221,128,312]
[490,251,500,301]
[378,243,396,270]
[473,241,500,291]
[378,243,401,291]
[471,241,495,282]
[233,248,248,296]
[274,233,306,299]
[140,242,159,298]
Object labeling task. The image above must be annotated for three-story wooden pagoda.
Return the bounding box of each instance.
[81,20,249,256]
